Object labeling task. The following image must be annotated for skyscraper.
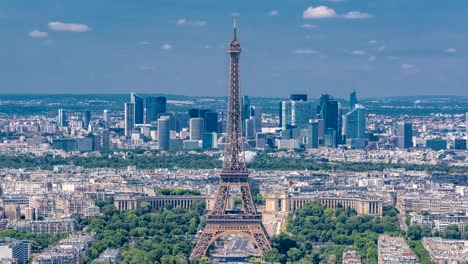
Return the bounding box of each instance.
[202,132,217,150]
[252,106,262,132]
[308,120,319,149]
[157,118,170,150]
[278,102,283,128]
[130,92,144,125]
[245,118,256,140]
[346,105,365,139]
[188,108,200,119]
[83,110,91,130]
[290,94,307,101]
[241,95,251,122]
[281,100,292,130]
[345,104,366,148]
[324,128,336,148]
[124,103,135,137]
[350,90,357,110]
[146,96,167,124]
[291,100,314,129]
[319,94,339,145]
[281,95,314,130]
[103,109,109,124]
[189,118,204,140]
[397,122,413,149]
[58,109,67,127]
[204,111,218,133]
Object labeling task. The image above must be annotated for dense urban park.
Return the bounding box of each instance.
[264,202,432,264]
[3,198,458,263]
[1,150,467,174]
[82,201,439,263]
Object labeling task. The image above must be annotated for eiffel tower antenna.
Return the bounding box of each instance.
[190,19,271,259]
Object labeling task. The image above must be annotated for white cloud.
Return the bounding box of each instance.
[368,56,376,61]
[300,24,317,29]
[48,21,90,32]
[161,43,172,50]
[344,11,373,19]
[401,63,418,74]
[291,49,319,55]
[303,6,337,19]
[303,6,373,20]
[268,10,279,16]
[445,48,457,53]
[352,50,366,56]
[204,44,213,49]
[176,18,207,27]
[176,18,187,25]
[368,40,378,44]
[377,45,385,52]
[29,30,48,38]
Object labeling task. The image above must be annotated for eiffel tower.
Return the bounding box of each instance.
[190,19,272,259]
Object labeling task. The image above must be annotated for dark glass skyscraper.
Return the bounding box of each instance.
[308,120,319,148]
[145,96,166,124]
[188,108,210,119]
[290,94,307,101]
[397,122,413,149]
[319,94,338,133]
[241,95,251,122]
[350,90,357,110]
[83,110,91,129]
[188,108,200,119]
[124,102,135,137]
[130,92,144,124]
[318,94,339,146]
[204,111,219,133]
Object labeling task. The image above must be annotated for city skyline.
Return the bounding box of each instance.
[1,0,468,97]
[1,3,468,263]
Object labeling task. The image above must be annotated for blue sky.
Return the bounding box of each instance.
[1,0,467,98]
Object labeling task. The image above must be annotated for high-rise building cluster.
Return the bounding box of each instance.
[277,91,367,149]
[0,91,462,155]
[124,93,167,137]
[121,92,227,151]
[46,91,467,153]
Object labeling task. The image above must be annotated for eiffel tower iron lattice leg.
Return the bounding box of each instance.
[191,218,271,258]
[190,19,271,259]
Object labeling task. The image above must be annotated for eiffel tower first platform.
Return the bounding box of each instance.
[190,19,272,259]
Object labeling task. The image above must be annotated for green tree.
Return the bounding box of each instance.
[263,248,286,264]
[441,225,461,239]
[199,256,212,264]
[407,225,422,240]
[286,247,303,262]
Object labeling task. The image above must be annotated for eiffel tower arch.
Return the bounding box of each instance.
[190,19,272,259]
